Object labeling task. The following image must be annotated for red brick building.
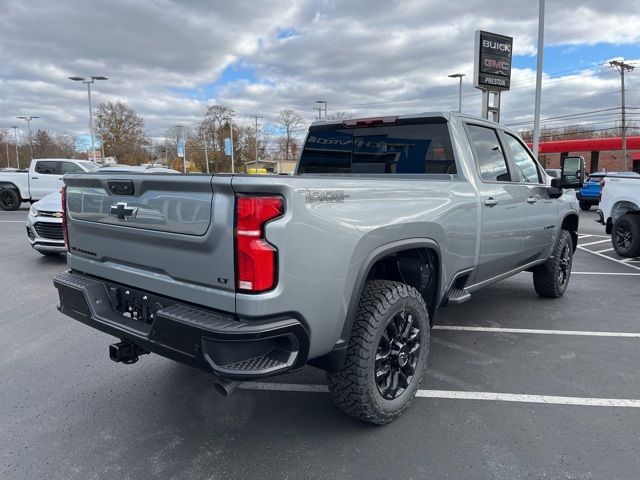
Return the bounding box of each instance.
[530,136,640,174]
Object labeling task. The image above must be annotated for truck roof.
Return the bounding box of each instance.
[310,111,502,129]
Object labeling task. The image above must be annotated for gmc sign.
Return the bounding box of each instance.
[474,30,513,91]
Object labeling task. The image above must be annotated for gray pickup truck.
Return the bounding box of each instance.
[53,113,584,424]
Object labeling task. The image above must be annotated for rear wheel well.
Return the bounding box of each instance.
[561,214,579,251]
[365,247,439,321]
[0,182,22,199]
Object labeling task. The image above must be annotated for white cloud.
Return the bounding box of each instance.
[1,0,639,141]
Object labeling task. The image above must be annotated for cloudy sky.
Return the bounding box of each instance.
[1,0,639,147]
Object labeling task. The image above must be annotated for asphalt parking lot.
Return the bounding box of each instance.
[1,207,639,480]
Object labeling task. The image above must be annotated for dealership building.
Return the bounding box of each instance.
[532,136,640,174]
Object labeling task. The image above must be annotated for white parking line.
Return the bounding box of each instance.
[432,325,640,338]
[594,247,615,253]
[238,382,640,408]
[572,272,640,276]
[578,234,608,239]
[578,239,610,247]
[577,245,640,272]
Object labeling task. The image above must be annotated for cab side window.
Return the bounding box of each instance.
[503,134,541,183]
[62,162,84,174]
[35,161,61,175]
[466,124,511,182]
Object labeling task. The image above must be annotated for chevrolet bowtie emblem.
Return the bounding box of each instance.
[110,202,137,220]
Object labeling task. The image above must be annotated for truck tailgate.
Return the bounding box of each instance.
[64,174,236,312]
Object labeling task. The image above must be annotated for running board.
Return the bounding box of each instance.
[447,288,471,305]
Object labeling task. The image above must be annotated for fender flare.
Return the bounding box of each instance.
[340,238,442,342]
[309,238,442,373]
[558,210,579,249]
[0,182,22,200]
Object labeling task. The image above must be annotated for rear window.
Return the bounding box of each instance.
[298,122,456,175]
[35,161,61,175]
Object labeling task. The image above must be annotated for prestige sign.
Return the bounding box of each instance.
[474,30,513,91]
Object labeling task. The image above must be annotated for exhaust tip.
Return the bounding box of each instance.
[213,378,239,397]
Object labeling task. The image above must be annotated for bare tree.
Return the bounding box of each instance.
[95,101,150,164]
[276,109,305,162]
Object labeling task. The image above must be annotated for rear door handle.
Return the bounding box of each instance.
[526,197,538,204]
[483,198,498,207]
[31,176,38,179]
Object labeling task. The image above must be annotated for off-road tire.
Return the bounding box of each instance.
[579,201,591,211]
[0,188,20,211]
[327,280,430,425]
[612,214,640,258]
[533,229,574,298]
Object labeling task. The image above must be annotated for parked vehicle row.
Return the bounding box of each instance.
[0,158,100,210]
[576,171,639,211]
[24,165,178,255]
[52,112,585,424]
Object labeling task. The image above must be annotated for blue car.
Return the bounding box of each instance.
[577,171,640,211]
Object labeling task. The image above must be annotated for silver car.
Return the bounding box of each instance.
[26,191,65,255]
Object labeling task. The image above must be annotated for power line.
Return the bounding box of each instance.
[506,107,622,127]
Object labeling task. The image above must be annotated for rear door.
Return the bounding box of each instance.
[465,124,529,283]
[501,132,557,262]
[31,160,63,199]
[64,173,237,311]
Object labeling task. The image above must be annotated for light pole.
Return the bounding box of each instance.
[532,0,546,161]
[447,74,465,113]
[314,100,327,121]
[68,75,108,163]
[16,115,39,159]
[11,126,19,169]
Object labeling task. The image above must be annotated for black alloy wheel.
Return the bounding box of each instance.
[615,222,633,251]
[557,242,572,288]
[0,189,20,211]
[375,309,421,400]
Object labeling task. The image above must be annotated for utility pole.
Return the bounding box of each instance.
[16,115,39,159]
[610,60,635,171]
[532,0,545,160]
[250,115,262,171]
[11,126,19,169]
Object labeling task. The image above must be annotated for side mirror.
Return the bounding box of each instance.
[558,155,585,189]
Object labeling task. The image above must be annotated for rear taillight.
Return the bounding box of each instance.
[61,186,69,252]
[235,195,284,293]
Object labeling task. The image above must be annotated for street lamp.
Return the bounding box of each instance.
[10,126,19,169]
[68,75,108,163]
[314,100,327,121]
[448,73,465,113]
[16,115,39,159]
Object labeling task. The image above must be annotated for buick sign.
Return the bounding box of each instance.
[474,30,513,91]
